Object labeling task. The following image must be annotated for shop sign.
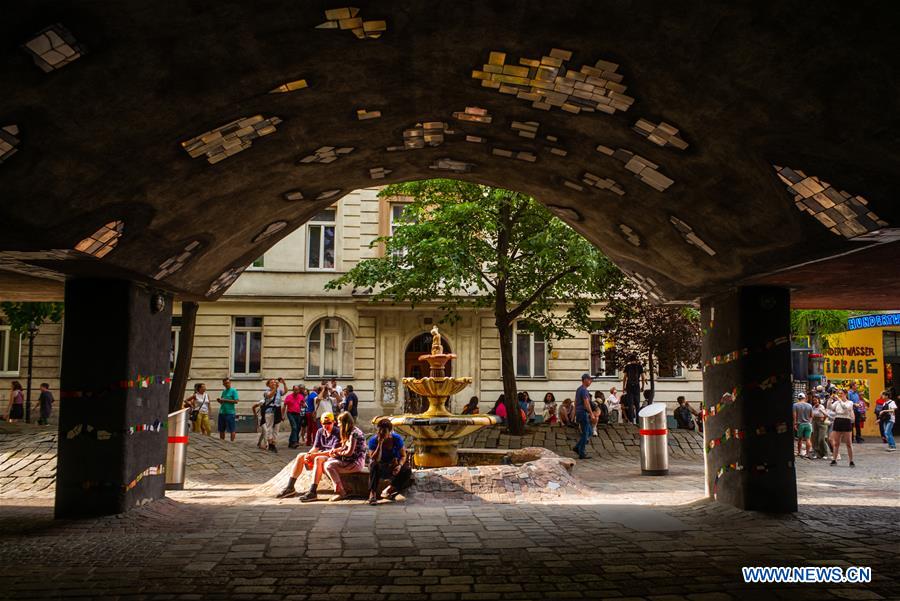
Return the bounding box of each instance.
[847,312,900,331]
[824,345,879,375]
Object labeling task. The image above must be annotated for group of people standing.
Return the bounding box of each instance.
[182,376,359,453]
[793,382,897,466]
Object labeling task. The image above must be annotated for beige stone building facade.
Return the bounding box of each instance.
[2,187,702,424]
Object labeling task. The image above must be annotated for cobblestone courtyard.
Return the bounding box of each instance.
[1,423,897,600]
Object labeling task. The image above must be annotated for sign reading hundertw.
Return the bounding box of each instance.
[847,313,900,331]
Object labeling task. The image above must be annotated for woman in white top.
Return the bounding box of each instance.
[607,387,621,424]
[186,383,211,435]
[828,390,855,467]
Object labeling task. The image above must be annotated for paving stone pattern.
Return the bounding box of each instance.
[1,423,897,599]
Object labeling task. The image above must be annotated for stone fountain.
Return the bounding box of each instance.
[376,326,499,468]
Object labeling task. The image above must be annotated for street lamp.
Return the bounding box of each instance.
[24,320,38,424]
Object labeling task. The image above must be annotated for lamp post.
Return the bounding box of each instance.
[24,320,37,424]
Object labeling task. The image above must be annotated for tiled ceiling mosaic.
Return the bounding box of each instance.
[0,125,20,164]
[253,221,288,243]
[388,122,455,151]
[369,166,392,179]
[452,107,492,124]
[430,158,474,173]
[774,165,890,240]
[316,8,387,40]
[619,224,641,247]
[596,145,674,192]
[299,146,355,164]
[670,217,716,256]
[154,241,202,281]
[472,49,633,114]
[632,119,689,150]
[74,221,124,258]
[182,116,281,164]
[207,266,247,297]
[23,24,85,72]
[269,79,308,93]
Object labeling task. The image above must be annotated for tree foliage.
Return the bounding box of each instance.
[790,310,851,351]
[602,290,701,394]
[326,179,625,433]
[0,302,64,334]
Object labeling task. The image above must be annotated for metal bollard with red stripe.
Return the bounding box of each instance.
[638,404,669,475]
[165,408,191,490]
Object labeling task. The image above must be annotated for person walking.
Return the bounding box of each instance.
[366,418,412,504]
[829,390,855,467]
[622,354,645,425]
[216,377,239,442]
[322,412,367,501]
[573,373,593,459]
[283,384,306,449]
[4,381,24,422]
[792,392,813,458]
[848,382,867,443]
[186,383,211,435]
[878,393,896,451]
[810,396,830,459]
[37,383,54,426]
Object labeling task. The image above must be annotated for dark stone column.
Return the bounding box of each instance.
[55,279,172,519]
[701,286,797,513]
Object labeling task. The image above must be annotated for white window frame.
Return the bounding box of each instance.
[307,209,337,271]
[306,317,353,378]
[0,324,21,376]
[656,361,685,379]
[589,331,619,379]
[232,316,263,377]
[513,321,547,379]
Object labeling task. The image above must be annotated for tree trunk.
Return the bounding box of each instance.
[169,301,198,414]
[497,320,524,435]
[647,349,656,403]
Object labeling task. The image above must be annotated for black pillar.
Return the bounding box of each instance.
[701,286,797,513]
[55,279,171,519]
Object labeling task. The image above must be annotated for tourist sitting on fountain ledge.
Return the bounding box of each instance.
[322,412,368,501]
[276,412,340,501]
[367,418,412,504]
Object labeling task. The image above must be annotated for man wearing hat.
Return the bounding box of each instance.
[574,373,594,459]
[276,412,341,500]
[793,392,813,458]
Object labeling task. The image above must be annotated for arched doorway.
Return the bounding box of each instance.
[403,331,451,413]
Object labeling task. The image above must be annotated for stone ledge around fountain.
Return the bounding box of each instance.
[254,446,589,504]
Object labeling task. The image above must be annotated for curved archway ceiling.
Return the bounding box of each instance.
[0,1,897,306]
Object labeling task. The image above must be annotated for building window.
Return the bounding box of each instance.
[590,332,618,377]
[307,209,336,270]
[514,321,546,378]
[232,316,262,376]
[0,324,21,375]
[656,350,684,379]
[170,317,182,374]
[249,255,264,269]
[307,317,353,378]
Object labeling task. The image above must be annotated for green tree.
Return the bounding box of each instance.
[326,179,624,434]
[790,310,851,352]
[0,302,64,335]
[602,292,701,398]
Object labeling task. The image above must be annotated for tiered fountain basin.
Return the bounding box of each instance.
[374,334,499,468]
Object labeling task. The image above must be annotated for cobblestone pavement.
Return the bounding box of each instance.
[1,423,897,599]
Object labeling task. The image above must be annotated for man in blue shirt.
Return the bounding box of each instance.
[366,418,411,504]
[574,373,594,459]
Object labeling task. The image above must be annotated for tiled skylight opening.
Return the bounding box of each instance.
[74,221,124,258]
[23,24,85,72]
